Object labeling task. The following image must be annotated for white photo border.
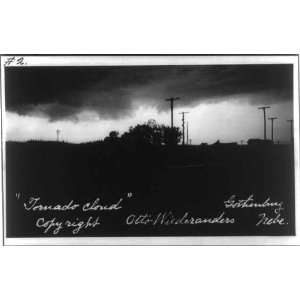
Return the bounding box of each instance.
[1,54,299,245]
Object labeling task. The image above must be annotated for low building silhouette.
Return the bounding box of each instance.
[247,138,274,146]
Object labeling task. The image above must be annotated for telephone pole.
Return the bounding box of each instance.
[186,121,189,145]
[258,106,271,140]
[287,119,294,143]
[56,129,61,142]
[268,117,278,142]
[165,97,180,128]
[179,112,189,145]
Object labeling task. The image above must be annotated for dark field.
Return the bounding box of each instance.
[5,141,295,237]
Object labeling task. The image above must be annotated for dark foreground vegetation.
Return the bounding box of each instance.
[5,137,295,237]
[5,119,295,237]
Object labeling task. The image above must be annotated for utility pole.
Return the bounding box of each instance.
[56,129,61,142]
[258,106,271,140]
[268,117,278,142]
[179,112,189,145]
[165,97,180,128]
[186,121,189,145]
[287,119,294,143]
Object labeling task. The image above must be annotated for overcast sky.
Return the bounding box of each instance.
[5,64,293,144]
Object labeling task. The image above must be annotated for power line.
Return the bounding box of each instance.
[178,111,189,145]
[258,106,271,140]
[268,117,278,142]
[187,121,189,145]
[165,97,180,128]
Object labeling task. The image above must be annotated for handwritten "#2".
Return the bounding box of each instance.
[4,56,26,66]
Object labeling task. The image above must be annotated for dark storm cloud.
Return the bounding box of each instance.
[5,64,293,121]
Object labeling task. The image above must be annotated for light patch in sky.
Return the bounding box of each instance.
[5,99,292,144]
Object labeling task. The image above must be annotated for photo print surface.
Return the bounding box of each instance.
[1,55,298,243]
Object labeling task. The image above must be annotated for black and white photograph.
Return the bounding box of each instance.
[2,2,300,300]
[1,55,299,245]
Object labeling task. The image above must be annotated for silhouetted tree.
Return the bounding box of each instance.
[104,130,120,143]
[120,120,181,146]
[161,126,181,146]
[121,120,163,146]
